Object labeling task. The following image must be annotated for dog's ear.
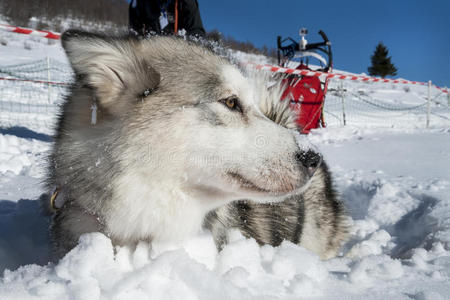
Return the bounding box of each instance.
[61,30,160,114]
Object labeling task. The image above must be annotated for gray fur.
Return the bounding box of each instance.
[47,30,348,259]
[205,163,348,259]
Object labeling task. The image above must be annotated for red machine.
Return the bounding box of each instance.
[277,29,333,134]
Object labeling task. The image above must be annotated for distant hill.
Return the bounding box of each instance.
[0,0,128,32]
[0,0,275,57]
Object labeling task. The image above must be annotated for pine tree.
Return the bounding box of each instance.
[368,42,398,78]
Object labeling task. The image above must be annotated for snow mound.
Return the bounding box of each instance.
[0,232,331,300]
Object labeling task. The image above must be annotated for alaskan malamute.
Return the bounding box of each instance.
[47,30,348,259]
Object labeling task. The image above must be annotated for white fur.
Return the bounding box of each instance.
[104,65,307,243]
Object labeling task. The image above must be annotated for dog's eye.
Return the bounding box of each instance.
[220,96,242,113]
[225,97,236,109]
[140,87,156,99]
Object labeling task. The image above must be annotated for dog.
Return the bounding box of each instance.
[46,30,348,259]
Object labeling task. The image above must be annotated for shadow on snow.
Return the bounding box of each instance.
[0,195,52,273]
[0,126,53,142]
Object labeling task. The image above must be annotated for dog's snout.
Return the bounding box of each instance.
[295,150,322,176]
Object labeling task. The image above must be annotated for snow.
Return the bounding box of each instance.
[1,26,450,299]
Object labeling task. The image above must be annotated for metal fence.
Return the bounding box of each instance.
[0,58,72,82]
[0,58,449,135]
[0,58,72,134]
[323,81,450,129]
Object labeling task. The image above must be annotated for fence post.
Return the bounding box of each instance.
[426,80,431,128]
[340,81,347,126]
[47,56,51,104]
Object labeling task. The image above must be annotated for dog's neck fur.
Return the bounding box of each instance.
[105,171,207,245]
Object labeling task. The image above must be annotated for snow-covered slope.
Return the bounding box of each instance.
[0,28,450,300]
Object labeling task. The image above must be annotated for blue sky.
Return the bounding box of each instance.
[197,0,449,87]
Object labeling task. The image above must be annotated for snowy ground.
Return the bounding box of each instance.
[1,28,450,299]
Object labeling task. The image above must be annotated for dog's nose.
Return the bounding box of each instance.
[295,150,322,176]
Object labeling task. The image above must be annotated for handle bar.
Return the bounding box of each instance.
[306,30,330,50]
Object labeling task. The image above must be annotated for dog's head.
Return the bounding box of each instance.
[61,31,322,209]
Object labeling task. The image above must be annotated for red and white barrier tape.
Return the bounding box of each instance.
[0,24,60,40]
[249,63,449,94]
[0,24,448,94]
